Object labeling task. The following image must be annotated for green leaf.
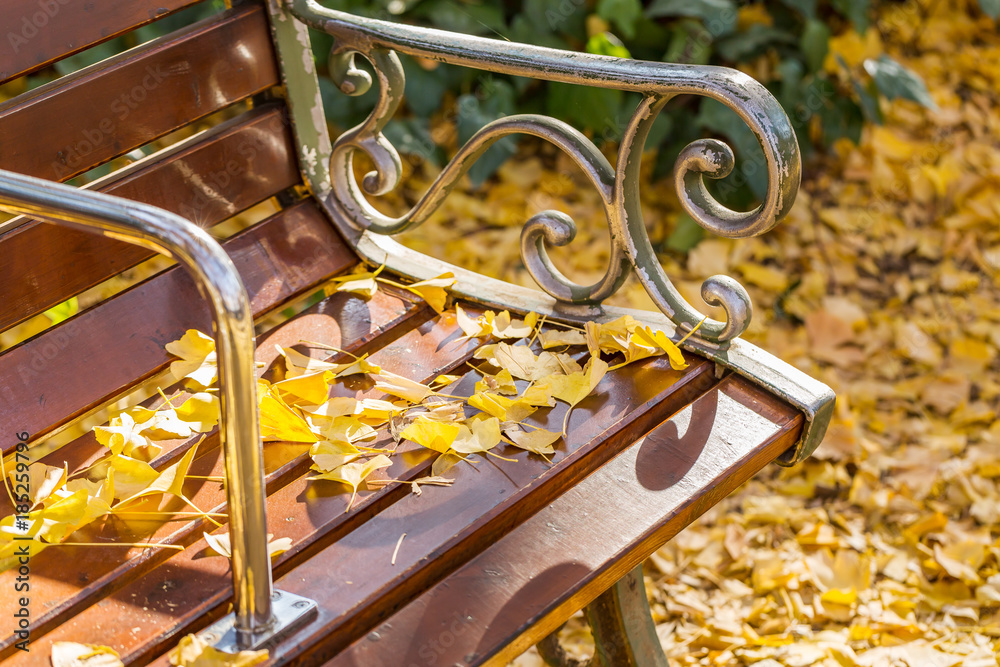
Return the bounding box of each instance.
[585,33,631,59]
[400,56,451,118]
[546,83,625,139]
[777,0,816,19]
[697,99,767,200]
[979,0,1000,18]
[831,0,870,33]
[412,0,506,36]
[663,19,713,65]
[457,79,519,186]
[383,119,446,166]
[667,213,705,253]
[851,76,883,125]
[864,55,937,110]
[714,25,797,62]
[645,0,737,36]
[800,19,830,73]
[44,298,79,325]
[597,0,643,39]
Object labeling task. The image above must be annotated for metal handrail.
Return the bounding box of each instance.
[0,169,272,647]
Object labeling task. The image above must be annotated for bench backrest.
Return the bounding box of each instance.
[0,0,346,455]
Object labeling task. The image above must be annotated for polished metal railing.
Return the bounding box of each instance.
[0,170,309,650]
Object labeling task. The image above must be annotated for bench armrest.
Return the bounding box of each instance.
[272,1,832,462]
[0,170,272,645]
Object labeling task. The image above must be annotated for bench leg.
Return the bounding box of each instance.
[537,563,669,667]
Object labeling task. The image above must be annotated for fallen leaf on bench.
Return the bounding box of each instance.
[474,368,518,395]
[456,304,495,338]
[203,531,291,560]
[257,380,319,443]
[400,416,461,453]
[538,328,588,349]
[94,413,160,460]
[489,343,568,381]
[115,439,201,506]
[539,357,609,407]
[325,263,385,299]
[168,634,267,667]
[451,415,502,455]
[51,641,123,667]
[319,416,378,444]
[173,392,221,433]
[165,329,217,388]
[5,462,66,510]
[491,310,538,339]
[503,425,562,457]
[308,454,393,512]
[374,372,435,403]
[275,344,342,377]
[468,391,537,422]
[404,272,456,312]
[273,370,335,406]
[309,440,361,472]
[103,455,160,499]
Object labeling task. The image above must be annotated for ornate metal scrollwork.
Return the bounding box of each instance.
[286,0,801,347]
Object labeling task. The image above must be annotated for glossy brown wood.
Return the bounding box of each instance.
[0,104,299,332]
[0,0,202,85]
[0,201,353,451]
[0,3,278,182]
[2,303,484,663]
[120,350,714,666]
[326,377,803,667]
[0,288,431,659]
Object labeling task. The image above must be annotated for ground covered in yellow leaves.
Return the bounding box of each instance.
[385,2,1000,665]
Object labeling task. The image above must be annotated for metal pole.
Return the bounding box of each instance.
[0,169,273,646]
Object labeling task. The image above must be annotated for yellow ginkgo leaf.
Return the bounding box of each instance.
[104,455,160,500]
[94,414,159,459]
[173,392,221,433]
[475,368,518,395]
[489,343,568,382]
[628,326,687,371]
[257,380,319,443]
[374,372,435,404]
[491,310,534,339]
[321,416,378,444]
[504,425,562,456]
[203,532,292,560]
[542,358,609,407]
[165,330,217,388]
[127,403,193,441]
[309,440,361,472]
[451,415,502,455]
[51,641,124,667]
[309,454,393,512]
[169,634,268,667]
[324,263,385,299]
[8,462,66,510]
[431,373,461,388]
[468,391,538,423]
[539,328,588,349]
[116,440,201,506]
[585,321,601,358]
[276,344,341,378]
[456,305,494,339]
[406,272,456,312]
[273,370,334,406]
[400,417,461,454]
[301,396,360,419]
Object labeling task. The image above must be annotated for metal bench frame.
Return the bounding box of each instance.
[0,0,834,659]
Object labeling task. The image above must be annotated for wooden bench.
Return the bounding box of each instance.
[0,1,834,664]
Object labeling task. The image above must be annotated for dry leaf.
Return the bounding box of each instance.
[51,642,123,667]
[308,454,393,511]
[400,416,460,453]
[203,532,292,560]
[165,330,217,388]
[406,272,456,312]
[504,425,562,456]
[169,634,267,667]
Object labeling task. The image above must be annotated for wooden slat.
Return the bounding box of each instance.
[0,0,202,85]
[0,301,479,662]
[325,378,803,667]
[33,340,716,664]
[0,200,353,450]
[0,288,433,659]
[0,104,300,331]
[0,3,278,181]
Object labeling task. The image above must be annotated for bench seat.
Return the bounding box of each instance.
[0,1,831,664]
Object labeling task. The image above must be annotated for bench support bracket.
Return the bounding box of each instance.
[198,589,319,654]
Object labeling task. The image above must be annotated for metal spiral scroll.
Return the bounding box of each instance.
[325,44,795,345]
